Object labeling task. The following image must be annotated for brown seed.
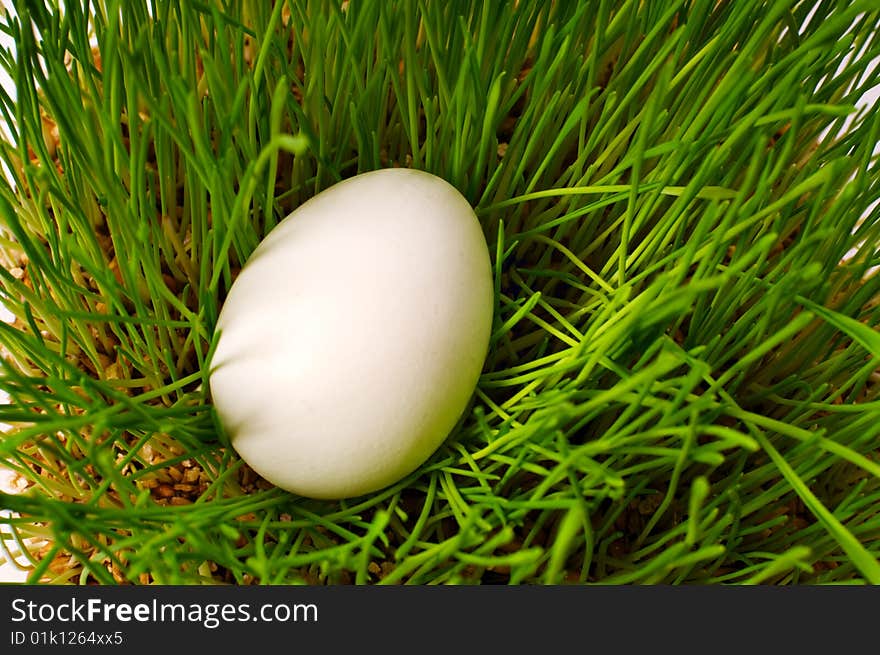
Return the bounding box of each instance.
[170,497,192,506]
[111,564,126,584]
[108,258,124,286]
[91,46,102,73]
[155,484,175,498]
[104,363,121,380]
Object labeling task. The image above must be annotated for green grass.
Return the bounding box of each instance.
[1,0,880,584]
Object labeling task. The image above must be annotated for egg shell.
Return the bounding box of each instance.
[209,168,494,499]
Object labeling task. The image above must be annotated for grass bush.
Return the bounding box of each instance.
[1,0,880,584]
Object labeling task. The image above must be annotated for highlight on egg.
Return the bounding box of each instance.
[208,168,494,499]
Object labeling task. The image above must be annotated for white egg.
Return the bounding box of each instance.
[209,168,494,499]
